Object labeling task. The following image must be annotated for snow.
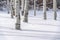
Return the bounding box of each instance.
[0,10,60,40]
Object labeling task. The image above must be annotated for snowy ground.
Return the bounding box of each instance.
[0,9,60,40]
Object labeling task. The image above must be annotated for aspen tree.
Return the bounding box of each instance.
[43,0,47,20]
[34,0,36,16]
[53,0,57,20]
[13,0,15,16]
[15,0,20,30]
[10,0,14,18]
[21,0,25,16]
[23,0,29,22]
[6,0,10,14]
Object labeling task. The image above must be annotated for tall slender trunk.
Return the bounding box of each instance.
[15,0,20,30]
[21,0,25,16]
[53,0,57,20]
[6,0,10,14]
[34,0,36,16]
[43,0,47,20]
[10,0,14,18]
[10,0,15,18]
[23,0,29,22]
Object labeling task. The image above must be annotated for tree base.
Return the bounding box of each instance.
[54,12,57,20]
[44,12,47,20]
[15,23,21,30]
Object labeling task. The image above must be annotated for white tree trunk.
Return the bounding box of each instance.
[23,0,29,22]
[10,0,15,18]
[10,0,14,18]
[21,0,25,16]
[34,0,36,16]
[6,0,10,14]
[53,0,57,20]
[13,0,15,16]
[15,0,20,30]
[43,0,47,20]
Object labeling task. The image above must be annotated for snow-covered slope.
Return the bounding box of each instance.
[0,10,60,40]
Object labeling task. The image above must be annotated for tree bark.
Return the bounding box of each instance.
[10,0,16,18]
[53,0,57,20]
[15,0,20,30]
[6,0,10,14]
[34,0,36,16]
[10,0,14,18]
[23,0,29,22]
[21,0,25,16]
[43,0,47,20]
